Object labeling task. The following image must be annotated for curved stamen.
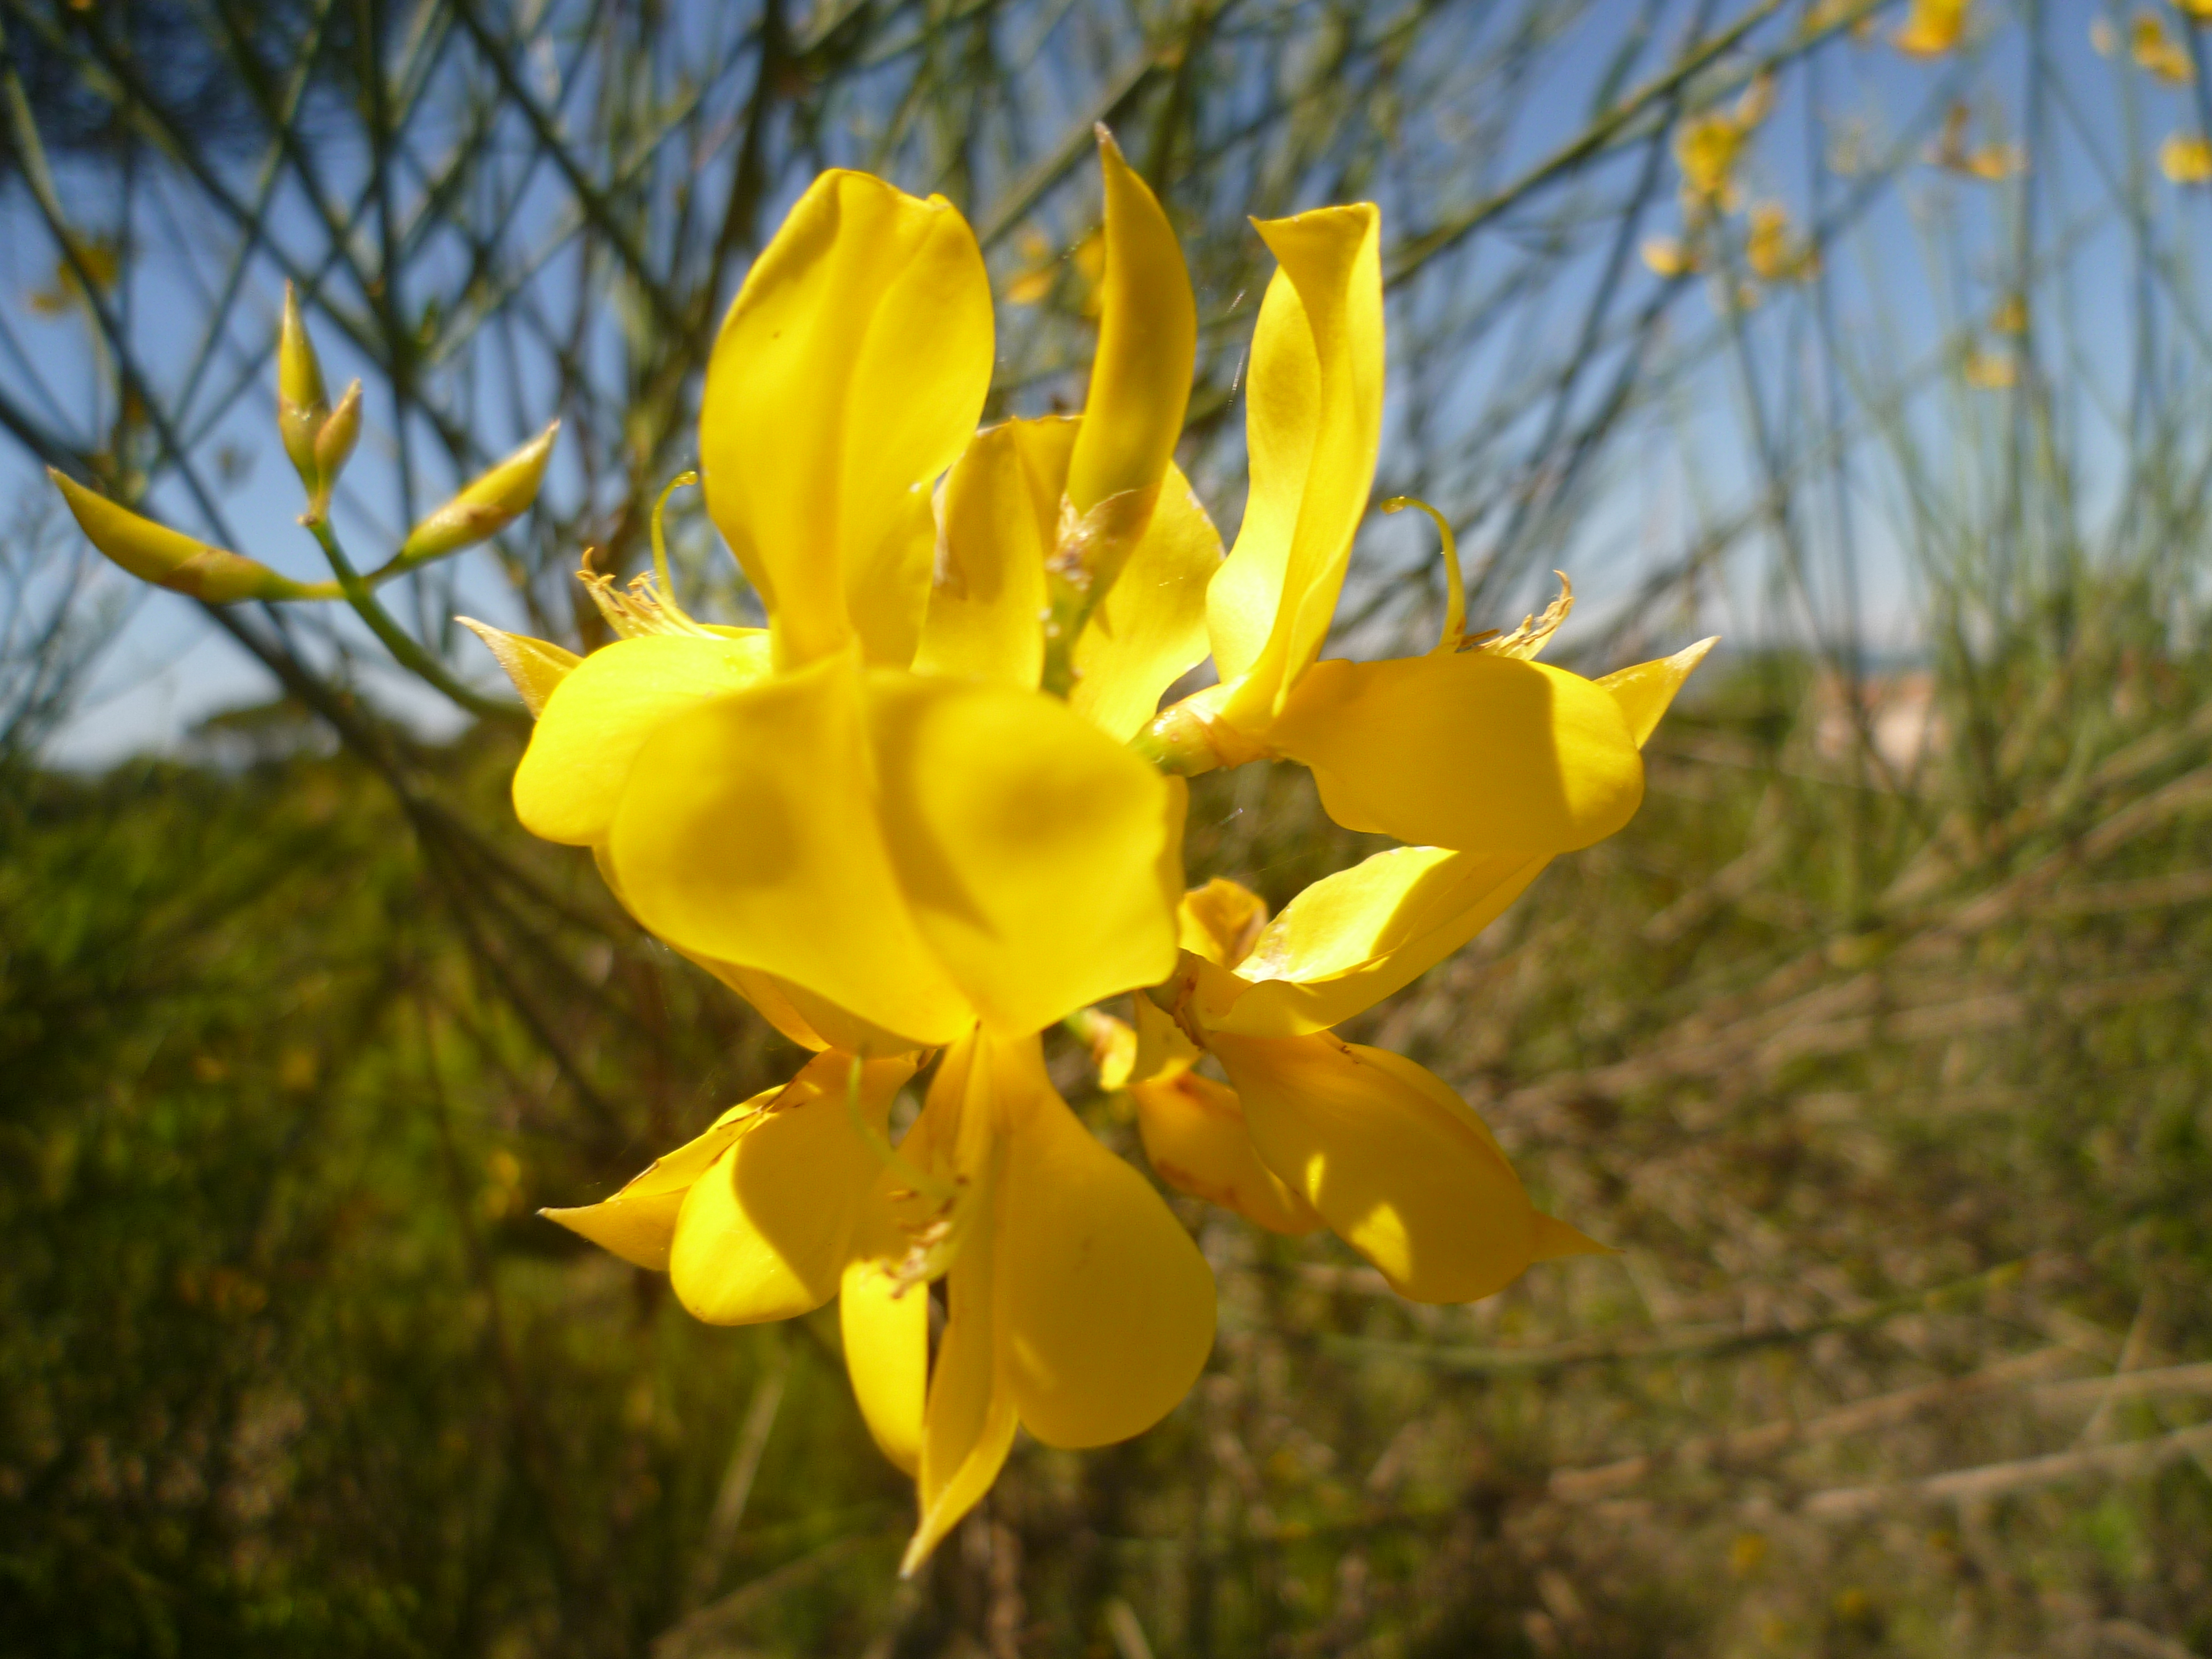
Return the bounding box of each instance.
[1381,495,1466,654]
[843,1055,956,1209]
[650,469,703,627]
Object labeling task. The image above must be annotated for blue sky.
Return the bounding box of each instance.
[5,0,2206,764]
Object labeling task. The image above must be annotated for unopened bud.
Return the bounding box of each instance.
[277,283,330,495]
[50,469,328,604]
[305,379,363,520]
[398,420,559,566]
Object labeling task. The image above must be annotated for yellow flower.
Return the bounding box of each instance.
[1134,203,1645,862]
[1110,640,1711,1300]
[1895,0,1970,56]
[2162,132,2212,182]
[1640,235,1702,277]
[492,164,1188,1049]
[916,131,1219,722]
[1672,75,1773,215]
[548,1035,1215,1575]
[2132,11,2194,79]
[543,1048,921,1319]
[1963,348,2018,389]
[1002,225,1107,316]
[1745,203,1820,283]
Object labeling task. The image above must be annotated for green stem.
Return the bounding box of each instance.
[306,518,522,722]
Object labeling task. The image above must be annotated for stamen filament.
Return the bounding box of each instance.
[1381,495,1466,654]
[843,1055,956,1207]
[650,470,703,627]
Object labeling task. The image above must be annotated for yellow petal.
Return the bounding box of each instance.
[1211,205,1384,722]
[1894,0,1967,56]
[1531,1212,1613,1260]
[707,962,834,1050]
[1206,269,1315,684]
[457,617,577,717]
[669,1051,918,1324]
[1267,651,1643,854]
[591,844,918,1057]
[1068,462,1223,741]
[839,1174,931,1475]
[1077,1007,1140,1090]
[513,632,771,846]
[1214,847,1547,1037]
[1177,877,1269,967]
[721,968,924,1059]
[991,1035,1215,1447]
[612,654,1181,1044]
[1213,1032,1538,1303]
[864,668,1182,1036]
[1065,131,1196,517]
[540,1086,776,1270]
[1595,635,1717,748]
[700,170,993,668]
[608,652,976,1044]
[1131,1069,1322,1235]
[1128,985,1202,1086]
[911,417,1071,690]
[906,1154,1015,1577]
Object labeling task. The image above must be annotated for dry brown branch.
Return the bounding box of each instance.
[1801,1422,2212,1520]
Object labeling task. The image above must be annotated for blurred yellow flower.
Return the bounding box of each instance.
[1746,203,1820,281]
[1641,235,1702,276]
[1991,294,2028,335]
[1964,348,2018,388]
[1673,75,1773,213]
[2132,12,2193,80]
[2162,132,2212,181]
[1895,0,1971,56]
[1003,224,1107,315]
[1004,228,1059,305]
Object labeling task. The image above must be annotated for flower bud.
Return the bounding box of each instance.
[305,378,363,520]
[397,420,559,566]
[50,469,328,603]
[277,283,330,495]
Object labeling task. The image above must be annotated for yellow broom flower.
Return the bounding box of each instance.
[1133,201,1645,862]
[545,1033,1215,1576]
[1895,0,1971,57]
[2162,132,2212,183]
[2132,11,2194,80]
[494,164,1188,1050]
[1107,640,1712,1299]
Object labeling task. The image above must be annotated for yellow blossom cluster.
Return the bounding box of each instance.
[49,134,1709,1576]
[1642,76,1819,290]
